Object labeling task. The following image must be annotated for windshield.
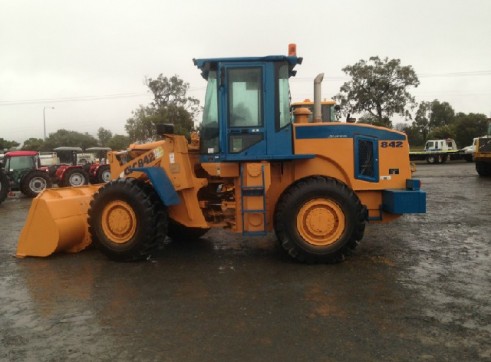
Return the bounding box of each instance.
[7,156,35,171]
[200,70,219,154]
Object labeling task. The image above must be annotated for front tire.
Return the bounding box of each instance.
[20,170,52,198]
[274,177,365,264]
[88,179,168,261]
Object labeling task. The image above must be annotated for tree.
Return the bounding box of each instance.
[427,125,455,140]
[125,74,200,142]
[334,56,419,128]
[400,124,425,146]
[42,129,98,151]
[428,100,455,129]
[125,106,158,142]
[413,101,431,141]
[97,127,113,147]
[108,134,130,151]
[22,138,45,151]
[451,112,488,147]
[0,138,20,151]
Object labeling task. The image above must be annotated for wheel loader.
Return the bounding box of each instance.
[17,45,426,263]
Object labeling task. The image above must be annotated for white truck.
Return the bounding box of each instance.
[409,138,465,164]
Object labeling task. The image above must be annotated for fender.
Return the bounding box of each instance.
[129,167,180,206]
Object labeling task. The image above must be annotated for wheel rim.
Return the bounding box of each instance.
[297,198,345,246]
[69,173,85,186]
[101,200,137,244]
[101,170,111,182]
[29,177,47,193]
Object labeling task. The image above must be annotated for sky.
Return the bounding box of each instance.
[1,0,490,145]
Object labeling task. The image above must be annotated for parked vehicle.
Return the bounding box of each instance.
[409,138,465,164]
[474,122,491,176]
[462,138,477,162]
[17,45,426,263]
[84,147,112,184]
[51,147,90,187]
[2,151,52,197]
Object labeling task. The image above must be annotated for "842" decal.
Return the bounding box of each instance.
[381,141,403,148]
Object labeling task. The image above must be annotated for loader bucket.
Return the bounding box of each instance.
[17,185,101,258]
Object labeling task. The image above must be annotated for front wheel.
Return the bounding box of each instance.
[426,155,436,164]
[20,170,52,198]
[274,177,365,264]
[88,179,168,261]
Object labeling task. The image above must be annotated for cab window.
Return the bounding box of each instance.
[200,70,219,154]
[277,63,291,129]
[228,68,262,128]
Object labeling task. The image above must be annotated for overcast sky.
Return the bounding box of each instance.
[1,0,490,144]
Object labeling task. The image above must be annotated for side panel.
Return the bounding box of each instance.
[293,123,412,191]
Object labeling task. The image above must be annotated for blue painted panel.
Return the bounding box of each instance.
[382,189,426,214]
[295,124,406,141]
[129,167,180,206]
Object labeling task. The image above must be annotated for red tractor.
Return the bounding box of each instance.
[84,147,112,184]
[51,147,90,187]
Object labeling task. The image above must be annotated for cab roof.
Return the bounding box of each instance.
[5,150,38,157]
[193,55,303,80]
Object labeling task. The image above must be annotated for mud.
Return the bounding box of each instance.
[0,161,490,361]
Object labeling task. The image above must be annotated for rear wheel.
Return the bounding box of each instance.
[96,165,111,183]
[62,168,89,187]
[88,179,168,261]
[274,177,365,264]
[0,170,9,204]
[20,170,52,198]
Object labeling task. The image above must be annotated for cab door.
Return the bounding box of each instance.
[221,64,266,159]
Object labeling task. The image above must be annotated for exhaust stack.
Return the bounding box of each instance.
[313,73,324,122]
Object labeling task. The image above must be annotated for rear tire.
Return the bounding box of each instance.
[274,177,365,264]
[88,179,168,261]
[20,170,52,198]
[0,170,9,204]
[96,165,111,183]
[62,168,89,187]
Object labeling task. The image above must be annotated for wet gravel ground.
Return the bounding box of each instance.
[0,161,490,361]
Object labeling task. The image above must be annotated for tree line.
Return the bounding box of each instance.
[1,57,488,152]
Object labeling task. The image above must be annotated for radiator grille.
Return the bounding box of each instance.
[478,137,491,152]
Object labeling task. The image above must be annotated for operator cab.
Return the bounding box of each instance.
[194,53,302,162]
